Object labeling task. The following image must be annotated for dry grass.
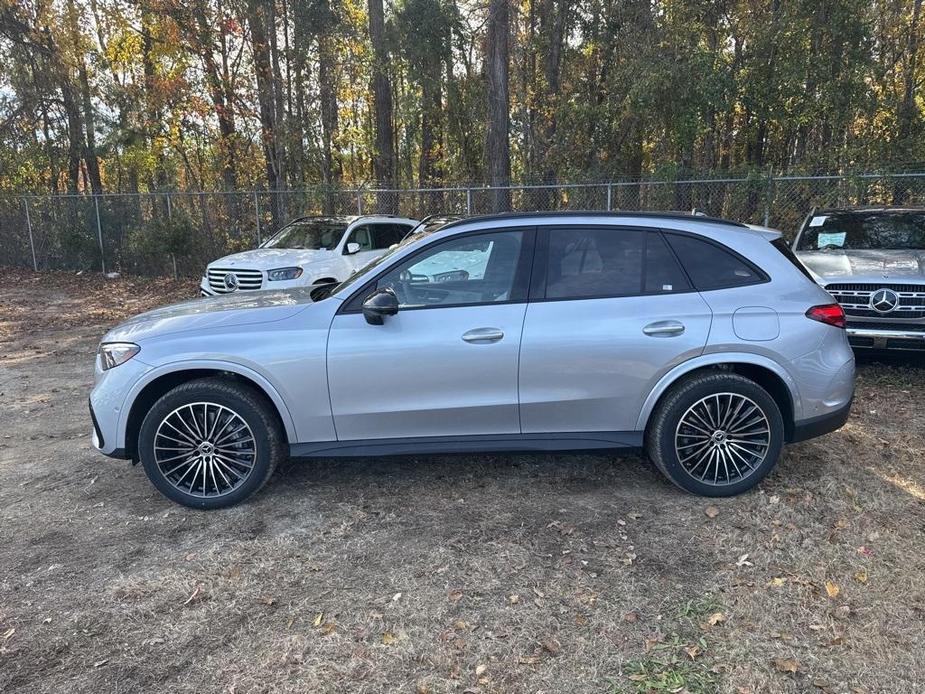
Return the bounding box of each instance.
[0,268,923,694]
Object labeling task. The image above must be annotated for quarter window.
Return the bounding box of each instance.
[665,233,762,290]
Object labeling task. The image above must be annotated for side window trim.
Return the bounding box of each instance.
[531,225,698,302]
[337,226,537,314]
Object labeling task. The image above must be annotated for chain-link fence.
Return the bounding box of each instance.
[1,172,924,278]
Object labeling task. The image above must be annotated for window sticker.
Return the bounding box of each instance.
[817,231,846,249]
[808,215,828,227]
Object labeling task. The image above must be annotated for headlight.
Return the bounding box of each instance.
[267,267,303,281]
[98,342,140,370]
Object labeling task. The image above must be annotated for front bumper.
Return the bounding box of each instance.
[89,356,152,458]
[846,324,925,351]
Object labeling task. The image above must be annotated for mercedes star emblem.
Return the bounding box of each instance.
[869,288,899,313]
[223,273,239,291]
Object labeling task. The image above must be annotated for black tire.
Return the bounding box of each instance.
[645,372,784,497]
[138,378,286,509]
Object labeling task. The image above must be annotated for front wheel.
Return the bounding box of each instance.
[138,378,286,509]
[645,372,784,497]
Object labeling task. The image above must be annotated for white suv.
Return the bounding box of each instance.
[199,215,419,296]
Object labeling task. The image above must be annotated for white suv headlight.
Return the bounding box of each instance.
[99,342,140,370]
[267,267,303,281]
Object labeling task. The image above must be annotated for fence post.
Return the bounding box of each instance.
[166,192,172,219]
[606,183,613,211]
[466,188,473,215]
[94,194,107,275]
[356,189,364,215]
[23,197,37,271]
[253,191,261,245]
[763,174,773,227]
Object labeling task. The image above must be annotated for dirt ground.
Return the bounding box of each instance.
[0,268,923,694]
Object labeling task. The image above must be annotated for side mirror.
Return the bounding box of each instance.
[345,242,361,255]
[362,288,399,325]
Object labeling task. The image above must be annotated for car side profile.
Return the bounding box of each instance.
[91,213,855,509]
[199,214,419,296]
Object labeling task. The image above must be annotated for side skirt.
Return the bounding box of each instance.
[290,432,644,458]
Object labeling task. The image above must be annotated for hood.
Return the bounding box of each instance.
[102,287,320,344]
[207,247,332,271]
[796,249,925,285]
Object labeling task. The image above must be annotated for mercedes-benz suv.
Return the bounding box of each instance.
[199,214,419,296]
[793,207,925,351]
[92,213,855,509]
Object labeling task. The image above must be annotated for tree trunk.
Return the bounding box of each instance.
[368,0,396,212]
[319,16,340,214]
[485,0,511,212]
[247,0,285,229]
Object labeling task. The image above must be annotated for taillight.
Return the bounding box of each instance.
[806,303,846,329]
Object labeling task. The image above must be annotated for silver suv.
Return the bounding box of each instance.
[90,213,855,509]
[793,207,925,351]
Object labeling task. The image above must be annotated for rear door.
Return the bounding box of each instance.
[518,226,713,433]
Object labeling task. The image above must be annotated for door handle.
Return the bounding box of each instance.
[643,320,685,337]
[462,327,504,343]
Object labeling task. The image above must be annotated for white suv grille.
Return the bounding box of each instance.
[207,268,264,293]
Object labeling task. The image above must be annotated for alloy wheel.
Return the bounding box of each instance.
[153,402,257,498]
[674,393,771,486]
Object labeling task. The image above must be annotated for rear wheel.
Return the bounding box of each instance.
[645,372,784,496]
[138,378,285,509]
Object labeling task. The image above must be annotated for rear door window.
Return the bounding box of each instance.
[545,227,645,299]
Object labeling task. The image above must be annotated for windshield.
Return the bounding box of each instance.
[797,211,925,251]
[261,218,349,250]
[330,215,462,296]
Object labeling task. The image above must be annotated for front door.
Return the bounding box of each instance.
[327,228,533,440]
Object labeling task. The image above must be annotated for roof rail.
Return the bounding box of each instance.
[439,210,748,231]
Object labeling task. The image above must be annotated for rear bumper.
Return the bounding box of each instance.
[847,326,925,351]
[790,396,853,443]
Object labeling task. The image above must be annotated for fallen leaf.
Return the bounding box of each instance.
[684,644,703,659]
[2,628,14,641]
[475,664,488,676]
[448,590,463,603]
[321,621,337,635]
[518,654,541,665]
[767,577,787,588]
[736,553,752,567]
[623,611,640,622]
[574,614,589,626]
[854,570,868,584]
[542,638,560,654]
[773,657,801,674]
[392,592,402,602]
[623,552,637,566]
[628,674,648,682]
[93,659,108,668]
[857,546,874,558]
[312,612,324,627]
[381,632,396,645]
[701,612,726,630]
[508,594,520,605]
[825,581,840,599]
[705,505,720,518]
